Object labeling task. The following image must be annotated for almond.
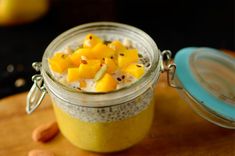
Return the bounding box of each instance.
[28,149,55,156]
[32,121,59,143]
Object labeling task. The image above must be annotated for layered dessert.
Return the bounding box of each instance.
[47,33,154,152]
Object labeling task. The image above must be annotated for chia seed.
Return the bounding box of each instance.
[146,63,151,67]
[138,54,143,58]
[104,40,111,45]
[81,60,88,64]
[117,77,122,81]
[61,54,66,58]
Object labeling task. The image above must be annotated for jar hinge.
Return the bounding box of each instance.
[160,50,182,89]
[26,62,47,114]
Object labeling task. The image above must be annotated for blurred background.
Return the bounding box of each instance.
[0,0,234,98]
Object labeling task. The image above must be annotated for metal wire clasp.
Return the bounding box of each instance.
[160,50,182,89]
[26,62,47,114]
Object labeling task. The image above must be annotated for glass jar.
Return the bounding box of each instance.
[26,22,170,152]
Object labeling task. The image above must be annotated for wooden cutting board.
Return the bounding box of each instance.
[1,52,235,156]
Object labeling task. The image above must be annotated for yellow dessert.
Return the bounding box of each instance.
[48,33,153,152]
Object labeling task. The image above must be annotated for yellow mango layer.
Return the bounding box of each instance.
[53,100,154,152]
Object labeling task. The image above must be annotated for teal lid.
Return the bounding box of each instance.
[174,47,235,125]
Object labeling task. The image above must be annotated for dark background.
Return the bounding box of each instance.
[0,0,234,98]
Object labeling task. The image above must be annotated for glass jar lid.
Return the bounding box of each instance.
[174,47,235,128]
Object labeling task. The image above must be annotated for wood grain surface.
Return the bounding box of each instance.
[0,52,235,156]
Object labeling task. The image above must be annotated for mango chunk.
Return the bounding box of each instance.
[117,49,138,68]
[67,68,80,82]
[104,58,117,73]
[123,63,145,79]
[92,43,116,59]
[83,34,103,48]
[48,52,70,74]
[79,79,87,88]
[108,40,126,52]
[78,59,101,79]
[70,48,94,66]
[95,73,117,92]
[53,52,66,58]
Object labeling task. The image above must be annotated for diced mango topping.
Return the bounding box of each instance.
[70,48,94,66]
[48,33,147,92]
[67,68,80,82]
[83,33,103,48]
[78,59,101,79]
[48,52,71,74]
[108,40,126,52]
[123,63,145,79]
[92,43,116,59]
[117,49,138,68]
[95,73,117,92]
[53,52,66,58]
[79,79,87,88]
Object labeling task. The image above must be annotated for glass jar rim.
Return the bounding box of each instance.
[41,22,161,107]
